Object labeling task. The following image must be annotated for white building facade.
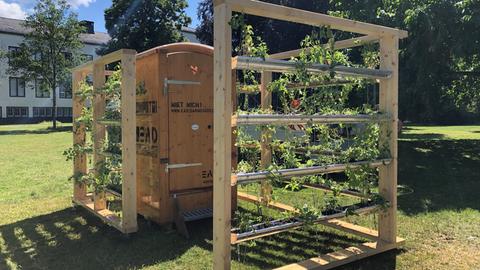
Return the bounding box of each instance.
[0,17,199,124]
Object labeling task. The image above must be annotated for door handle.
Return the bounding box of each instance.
[165,163,202,173]
[163,78,201,96]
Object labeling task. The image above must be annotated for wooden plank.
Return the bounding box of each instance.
[92,63,106,211]
[72,70,88,201]
[260,71,273,204]
[237,192,297,213]
[73,196,123,233]
[213,3,233,270]
[232,56,392,79]
[378,35,399,244]
[270,35,380,60]
[72,49,134,73]
[275,241,398,270]
[121,51,138,234]
[217,0,408,38]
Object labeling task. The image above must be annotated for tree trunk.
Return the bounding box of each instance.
[52,85,57,130]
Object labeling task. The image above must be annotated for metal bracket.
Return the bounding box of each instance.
[163,78,201,96]
[165,163,202,173]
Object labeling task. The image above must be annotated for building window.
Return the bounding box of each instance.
[9,77,25,97]
[59,82,72,99]
[33,107,53,117]
[81,54,93,62]
[8,46,20,63]
[7,107,28,118]
[56,107,72,117]
[35,79,50,98]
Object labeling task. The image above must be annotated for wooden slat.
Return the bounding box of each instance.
[378,36,399,244]
[232,56,392,79]
[93,63,107,211]
[216,0,408,38]
[232,114,389,126]
[270,35,380,60]
[260,71,273,204]
[72,70,88,201]
[72,49,134,73]
[120,51,138,234]
[237,192,297,213]
[274,241,399,270]
[213,3,233,270]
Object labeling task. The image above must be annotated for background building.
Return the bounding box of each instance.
[0,16,198,124]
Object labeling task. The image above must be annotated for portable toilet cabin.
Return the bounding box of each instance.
[135,43,222,233]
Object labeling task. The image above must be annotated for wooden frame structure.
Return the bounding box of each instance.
[213,0,407,269]
[72,49,138,234]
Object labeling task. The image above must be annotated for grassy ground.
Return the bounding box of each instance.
[0,123,479,269]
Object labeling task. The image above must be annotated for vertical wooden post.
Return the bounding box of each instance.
[93,63,107,211]
[213,2,233,269]
[121,50,138,233]
[73,70,87,201]
[260,71,273,203]
[378,35,399,245]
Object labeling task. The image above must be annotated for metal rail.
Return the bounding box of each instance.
[232,159,391,185]
[231,203,379,244]
[232,114,390,126]
[232,56,392,79]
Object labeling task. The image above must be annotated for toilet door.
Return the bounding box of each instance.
[166,51,214,193]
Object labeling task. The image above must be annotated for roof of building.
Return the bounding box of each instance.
[0,17,110,45]
[0,16,197,46]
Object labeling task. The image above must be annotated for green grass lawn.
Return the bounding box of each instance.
[0,123,479,269]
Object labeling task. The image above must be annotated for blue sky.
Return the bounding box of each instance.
[0,0,202,33]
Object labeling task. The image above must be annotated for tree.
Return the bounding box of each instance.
[99,0,191,54]
[5,0,84,129]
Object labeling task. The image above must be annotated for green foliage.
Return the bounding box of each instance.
[100,0,191,54]
[2,0,84,129]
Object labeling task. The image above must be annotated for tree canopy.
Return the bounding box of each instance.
[196,0,480,123]
[4,0,84,129]
[99,0,191,54]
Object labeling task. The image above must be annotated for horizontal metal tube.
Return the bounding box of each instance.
[233,114,389,126]
[233,56,392,79]
[234,159,391,185]
[231,204,379,243]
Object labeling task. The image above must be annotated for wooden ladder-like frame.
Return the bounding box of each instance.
[213,0,408,269]
[72,49,138,234]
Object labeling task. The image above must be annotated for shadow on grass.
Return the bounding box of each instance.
[399,133,446,141]
[0,126,72,136]
[0,206,399,270]
[398,139,480,215]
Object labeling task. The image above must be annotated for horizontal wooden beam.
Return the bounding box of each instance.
[237,191,297,212]
[232,113,389,126]
[72,49,136,73]
[216,0,408,38]
[274,240,401,270]
[270,35,380,60]
[233,159,391,185]
[232,56,392,79]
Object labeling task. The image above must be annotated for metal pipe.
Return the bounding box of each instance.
[233,56,392,79]
[233,114,390,126]
[234,159,391,185]
[231,204,379,244]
